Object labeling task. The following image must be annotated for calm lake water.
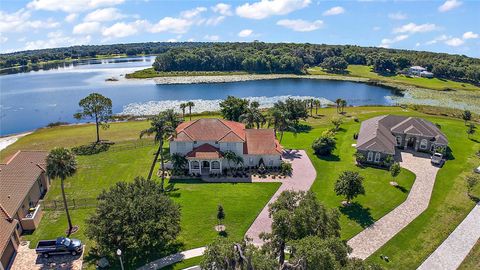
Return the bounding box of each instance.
[0,56,399,136]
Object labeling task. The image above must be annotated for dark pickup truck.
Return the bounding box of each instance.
[35,237,83,258]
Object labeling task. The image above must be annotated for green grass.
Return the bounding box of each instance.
[125,68,248,79]
[458,240,480,270]
[4,106,478,270]
[308,65,480,91]
[164,256,203,270]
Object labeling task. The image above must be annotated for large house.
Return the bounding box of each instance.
[0,151,49,270]
[169,118,283,174]
[356,115,448,164]
[408,66,434,78]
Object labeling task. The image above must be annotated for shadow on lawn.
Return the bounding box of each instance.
[339,202,374,228]
[316,154,340,162]
[394,185,409,193]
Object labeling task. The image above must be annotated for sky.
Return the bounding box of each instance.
[0,0,479,57]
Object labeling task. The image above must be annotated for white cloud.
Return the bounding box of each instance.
[73,21,101,34]
[102,20,146,38]
[380,34,408,47]
[0,34,7,44]
[65,13,78,23]
[276,19,323,32]
[167,38,177,42]
[372,26,381,31]
[323,6,345,16]
[212,3,233,16]
[445,37,464,46]
[27,0,125,13]
[84,8,126,22]
[393,23,438,34]
[438,0,462,12]
[149,17,192,34]
[204,35,220,41]
[180,7,207,19]
[204,16,225,26]
[236,0,311,20]
[238,29,253,37]
[425,34,449,45]
[388,12,407,20]
[462,31,478,39]
[0,9,59,33]
[23,31,91,50]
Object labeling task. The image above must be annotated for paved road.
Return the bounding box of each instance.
[245,150,317,245]
[348,151,440,259]
[417,202,480,270]
[137,247,205,270]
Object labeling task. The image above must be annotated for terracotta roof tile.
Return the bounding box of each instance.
[0,150,48,218]
[173,119,245,142]
[186,144,223,159]
[244,129,282,155]
[0,209,17,257]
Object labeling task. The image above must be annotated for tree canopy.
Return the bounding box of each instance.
[220,96,250,122]
[73,93,112,143]
[334,171,366,203]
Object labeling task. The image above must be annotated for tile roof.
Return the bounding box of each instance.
[356,115,448,154]
[0,209,17,257]
[186,144,223,159]
[173,119,245,142]
[0,151,48,218]
[244,129,283,155]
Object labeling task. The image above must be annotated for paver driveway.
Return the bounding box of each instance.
[10,241,83,270]
[348,151,440,259]
[246,150,317,245]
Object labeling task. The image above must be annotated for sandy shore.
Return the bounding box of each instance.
[152,74,369,85]
[0,132,32,151]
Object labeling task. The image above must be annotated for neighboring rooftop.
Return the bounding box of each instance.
[356,115,448,154]
[0,150,48,218]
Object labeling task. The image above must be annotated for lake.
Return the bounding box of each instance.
[0,56,399,136]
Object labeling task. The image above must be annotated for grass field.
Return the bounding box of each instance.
[308,65,480,91]
[3,106,479,269]
[125,67,248,79]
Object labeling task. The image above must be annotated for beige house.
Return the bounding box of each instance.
[0,151,49,270]
[169,118,283,174]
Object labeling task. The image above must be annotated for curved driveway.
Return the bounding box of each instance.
[246,150,317,245]
[348,151,440,259]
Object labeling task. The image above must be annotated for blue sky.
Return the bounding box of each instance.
[1,0,479,57]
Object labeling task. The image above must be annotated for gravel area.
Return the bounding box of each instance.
[9,242,84,270]
[348,151,440,259]
[417,202,480,270]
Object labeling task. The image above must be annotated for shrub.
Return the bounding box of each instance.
[280,161,293,176]
[71,142,112,155]
[312,132,336,156]
[46,121,69,128]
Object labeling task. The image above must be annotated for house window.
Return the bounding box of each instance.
[396,136,402,146]
[211,161,220,169]
[430,144,435,152]
[367,152,373,162]
[420,139,428,150]
[191,161,200,169]
[249,158,254,165]
[374,153,381,163]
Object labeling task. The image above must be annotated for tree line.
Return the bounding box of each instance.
[2,42,479,84]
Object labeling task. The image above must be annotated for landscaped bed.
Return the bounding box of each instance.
[2,106,478,269]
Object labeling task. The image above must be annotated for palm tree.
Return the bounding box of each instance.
[224,150,238,169]
[171,153,188,174]
[309,99,314,116]
[269,107,296,143]
[140,110,180,189]
[46,148,77,236]
[180,103,187,120]
[186,101,195,121]
[340,99,347,113]
[314,99,321,115]
[335,98,342,113]
[239,101,265,129]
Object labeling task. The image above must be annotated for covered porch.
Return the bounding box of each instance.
[186,143,224,175]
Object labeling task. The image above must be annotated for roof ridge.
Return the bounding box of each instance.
[218,119,245,138]
[0,203,13,221]
[4,150,21,165]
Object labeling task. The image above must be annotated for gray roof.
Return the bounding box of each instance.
[356,115,448,154]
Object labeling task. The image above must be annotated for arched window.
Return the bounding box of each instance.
[420,139,428,150]
[191,161,200,169]
[374,152,381,163]
[367,152,373,162]
[211,161,220,169]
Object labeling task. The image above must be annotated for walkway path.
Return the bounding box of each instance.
[348,151,440,259]
[417,202,480,270]
[246,150,317,245]
[137,247,205,270]
[0,132,31,152]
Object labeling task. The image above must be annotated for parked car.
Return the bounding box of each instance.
[431,153,444,166]
[35,237,83,258]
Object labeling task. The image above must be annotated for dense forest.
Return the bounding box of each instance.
[1,42,479,84]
